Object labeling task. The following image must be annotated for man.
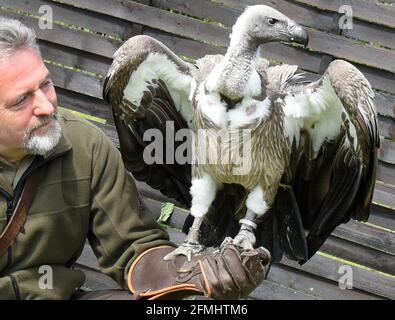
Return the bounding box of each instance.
[0,17,270,300]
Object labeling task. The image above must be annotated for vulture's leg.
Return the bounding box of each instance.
[163,216,205,261]
[164,173,218,261]
[230,209,257,250]
[228,185,267,250]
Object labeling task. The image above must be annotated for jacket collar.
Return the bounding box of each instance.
[42,118,72,162]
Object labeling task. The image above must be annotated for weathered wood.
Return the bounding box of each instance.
[344,20,395,51]
[143,27,225,58]
[321,236,395,276]
[378,116,395,140]
[39,40,111,77]
[354,63,395,96]
[306,27,395,73]
[46,63,103,98]
[375,92,395,119]
[379,139,395,165]
[369,204,395,231]
[266,263,382,300]
[281,253,395,299]
[0,10,121,58]
[333,220,395,256]
[373,181,395,210]
[1,0,138,40]
[151,0,242,27]
[209,0,334,29]
[295,0,395,28]
[376,161,395,189]
[251,279,318,300]
[54,0,229,47]
[57,87,112,123]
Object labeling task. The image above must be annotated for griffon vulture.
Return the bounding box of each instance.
[103,5,378,263]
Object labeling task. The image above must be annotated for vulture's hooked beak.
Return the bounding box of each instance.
[287,22,309,48]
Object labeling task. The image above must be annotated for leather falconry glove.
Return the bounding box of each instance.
[127,242,271,300]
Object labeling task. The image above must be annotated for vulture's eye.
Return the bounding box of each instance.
[268,18,278,25]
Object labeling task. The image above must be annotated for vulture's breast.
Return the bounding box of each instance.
[192,103,290,191]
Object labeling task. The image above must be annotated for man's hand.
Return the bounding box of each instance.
[128,241,271,300]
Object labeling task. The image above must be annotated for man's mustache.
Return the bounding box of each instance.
[27,112,58,135]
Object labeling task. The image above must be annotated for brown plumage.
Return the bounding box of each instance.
[192,96,290,203]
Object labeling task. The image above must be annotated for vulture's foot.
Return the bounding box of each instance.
[222,213,258,250]
[231,229,256,250]
[163,241,206,261]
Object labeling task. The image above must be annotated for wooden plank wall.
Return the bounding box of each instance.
[0,0,394,300]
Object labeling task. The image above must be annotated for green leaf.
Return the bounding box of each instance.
[158,202,175,225]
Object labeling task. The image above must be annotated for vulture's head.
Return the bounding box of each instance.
[231,5,309,48]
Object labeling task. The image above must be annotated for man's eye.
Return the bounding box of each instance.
[12,96,28,108]
[41,80,53,89]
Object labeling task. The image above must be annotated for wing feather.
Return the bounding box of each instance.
[104,35,198,204]
[281,59,379,261]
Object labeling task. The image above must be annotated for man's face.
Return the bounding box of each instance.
[0,47,61,160]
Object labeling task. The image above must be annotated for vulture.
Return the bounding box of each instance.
[103,5,379,263]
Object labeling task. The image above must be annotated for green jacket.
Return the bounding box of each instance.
[0,110,172,299]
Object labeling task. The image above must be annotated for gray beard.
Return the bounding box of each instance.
[23,115,62,156]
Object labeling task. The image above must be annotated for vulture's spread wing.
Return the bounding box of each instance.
[103,35,197,204]
[282,59,379,260]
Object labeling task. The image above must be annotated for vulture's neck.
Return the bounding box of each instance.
[213,35,261,101]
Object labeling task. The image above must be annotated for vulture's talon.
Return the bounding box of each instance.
[220,237,235,249]
[163,241,206,261]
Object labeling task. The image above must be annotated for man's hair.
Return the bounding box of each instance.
[0,16,40,58]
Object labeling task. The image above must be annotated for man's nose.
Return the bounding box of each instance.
[32,89,55,116]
